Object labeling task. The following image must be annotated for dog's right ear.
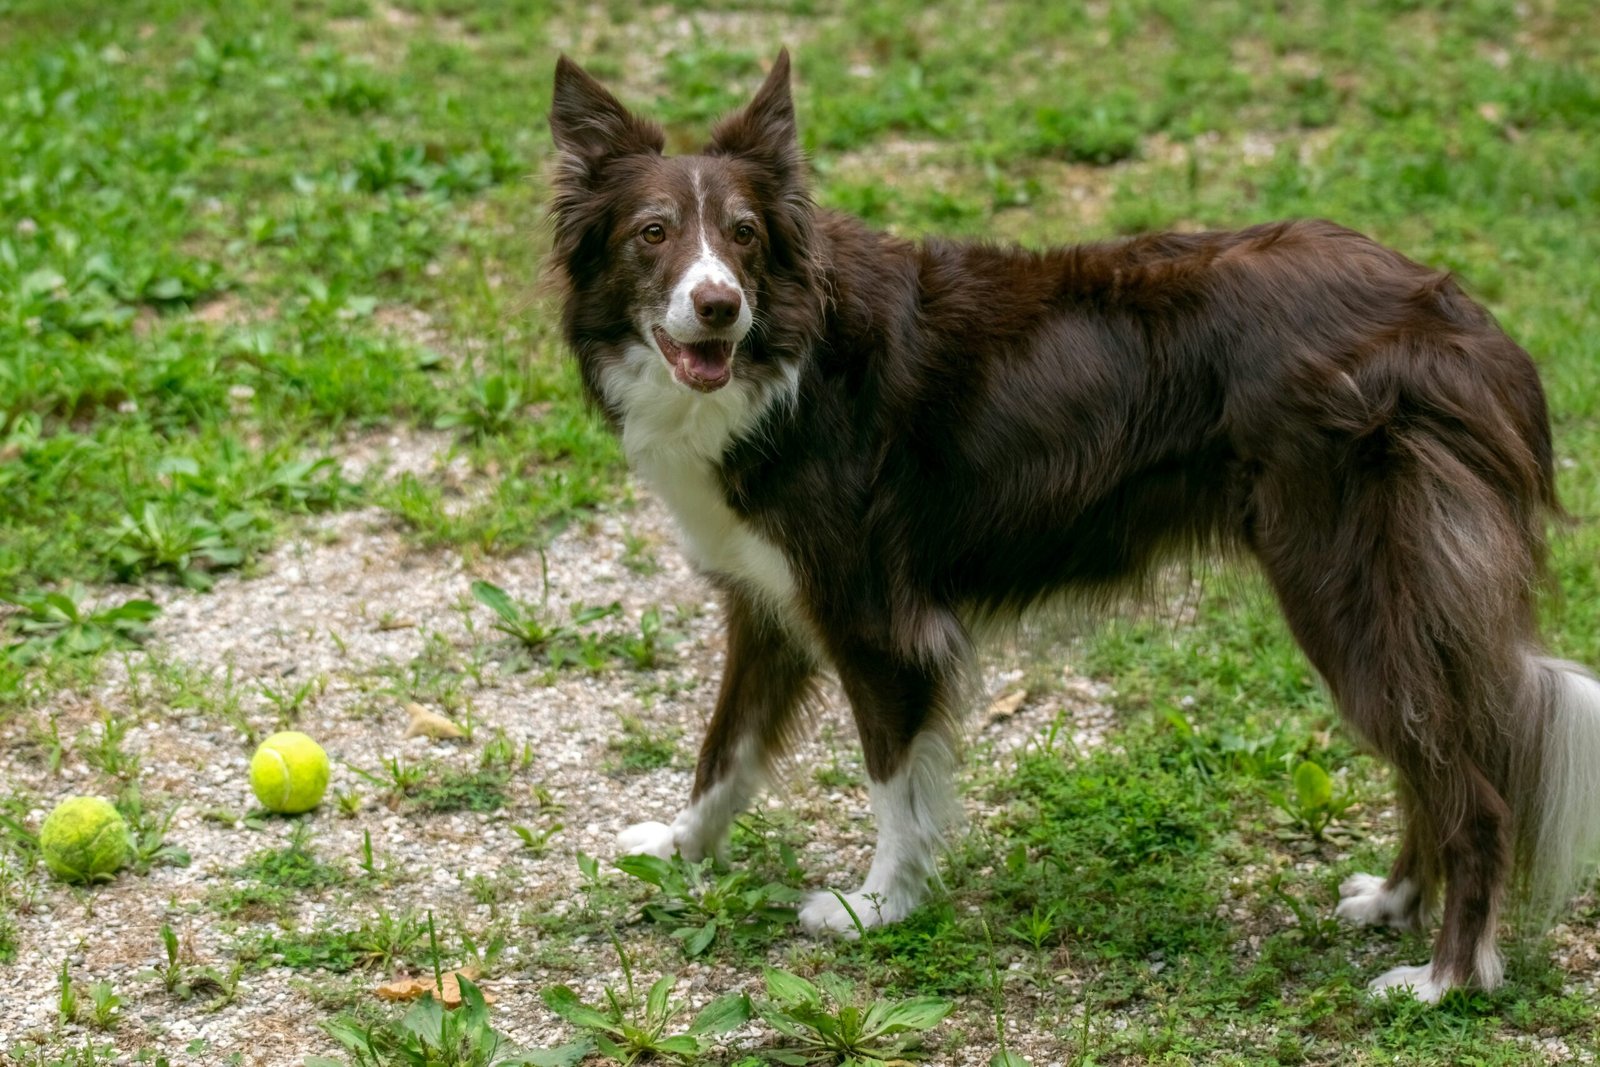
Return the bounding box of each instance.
[549,56,664,181]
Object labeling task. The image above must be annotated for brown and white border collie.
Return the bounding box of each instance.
[546,50,1600,1002]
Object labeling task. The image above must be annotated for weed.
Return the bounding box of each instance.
[25,715,67,775]
[2,588,160,664]
[470,579,561,650]
[107,501,254,589]
[407,767,510,814]
[0,909,16,965]
[319,975,588,1067]
[614,853,799,958]
[457,924,511,976]
[810,759,858,790]
[542,965,750,1065]
[612,607,675,671]
[214,826,342,918]
[249,908,426,974]
[352,908,431,973]
[258,673,325,730]
[756,967,953,1065]
[57,959,78,1025]
[0,795,40,865]
[605,716,678,774]
[338,790,363,819]
[1267,873,1344,949]
[511,823,562,857]
[148,924,185,996]
[129,657,256,745]
[349,754,431,799]
[86,981,122,1031]
[472,582,675,675]
[117,783,192,873]
[213,822,341,918]
[81,711,140,780]
[1269,759,1357,842]
[5,1043,121,1067]
[1004,904,1060,954]
[142,925,243,1009]
[619,529,660,575]
[436,373,525,440]
[478,730,533,773]
[982,922,1028,1067]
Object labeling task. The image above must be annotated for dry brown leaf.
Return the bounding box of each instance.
[375,968,490,1008]
[404,702,465,740]
[984,689,1027,722]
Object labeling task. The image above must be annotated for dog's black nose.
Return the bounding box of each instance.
[693,283,742,328]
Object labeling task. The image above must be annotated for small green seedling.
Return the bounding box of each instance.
[1271,759,1356,841]
[87,980,123,1031]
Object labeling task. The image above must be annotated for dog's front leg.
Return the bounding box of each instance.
[798,630,963,936]
[619,589,816,864]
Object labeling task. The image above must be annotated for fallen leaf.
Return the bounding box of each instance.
[984,690,1027,722]
[375,968,491,1008]
[404,702,465,740]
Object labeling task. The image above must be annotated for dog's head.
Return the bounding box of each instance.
[547,51,818,405]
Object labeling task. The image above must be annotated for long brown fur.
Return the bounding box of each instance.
[546,50,1600,995]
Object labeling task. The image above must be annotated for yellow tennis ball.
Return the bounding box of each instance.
[250,731,330,814]
[40,796,130,884]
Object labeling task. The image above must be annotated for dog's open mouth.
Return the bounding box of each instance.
[653,326,733,392]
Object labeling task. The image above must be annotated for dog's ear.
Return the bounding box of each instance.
[549,55,664,180]
[709,49,800,172]
[709,50,819,319]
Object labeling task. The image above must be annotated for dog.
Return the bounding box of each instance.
[545,50,1600,1002]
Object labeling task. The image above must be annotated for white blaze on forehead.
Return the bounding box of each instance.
[661,165,753,343]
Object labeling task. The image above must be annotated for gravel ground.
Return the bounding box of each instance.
[0,432,1117,1066]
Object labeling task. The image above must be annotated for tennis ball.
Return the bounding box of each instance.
[250,731,330,814]
[40,796,130,884]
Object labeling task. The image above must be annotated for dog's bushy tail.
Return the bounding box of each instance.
[1517,656,1600,914]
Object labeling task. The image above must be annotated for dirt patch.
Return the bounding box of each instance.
[0,455,1117,1063]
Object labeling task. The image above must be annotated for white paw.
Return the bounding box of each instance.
[798,888,912,937]
[618,821,679,861]
[1335,873,1417,929]
[1368,961,1454,1003]
[1335,873,1391,925]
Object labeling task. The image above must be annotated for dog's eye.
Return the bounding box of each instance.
[640,224,666,245]
[733,223,757,245]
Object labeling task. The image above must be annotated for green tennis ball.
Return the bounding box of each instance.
[250,731,330,814]
[40,796,130,884]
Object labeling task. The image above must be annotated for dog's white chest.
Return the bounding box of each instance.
[605,345,803,624]
[637,450,799,614]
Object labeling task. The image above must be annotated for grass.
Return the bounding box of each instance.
[2,0,1599,1064]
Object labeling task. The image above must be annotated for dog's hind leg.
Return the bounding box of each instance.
[1335,782,1437,931]
[619,589,816,864]
[1252,427,1538,1002]
[798,618,965,936]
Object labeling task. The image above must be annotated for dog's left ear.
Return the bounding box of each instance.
[709,49,800,172]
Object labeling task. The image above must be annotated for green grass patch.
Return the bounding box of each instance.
[405,767,511,814]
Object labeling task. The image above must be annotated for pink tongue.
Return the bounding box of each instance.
[681,341,731,382]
